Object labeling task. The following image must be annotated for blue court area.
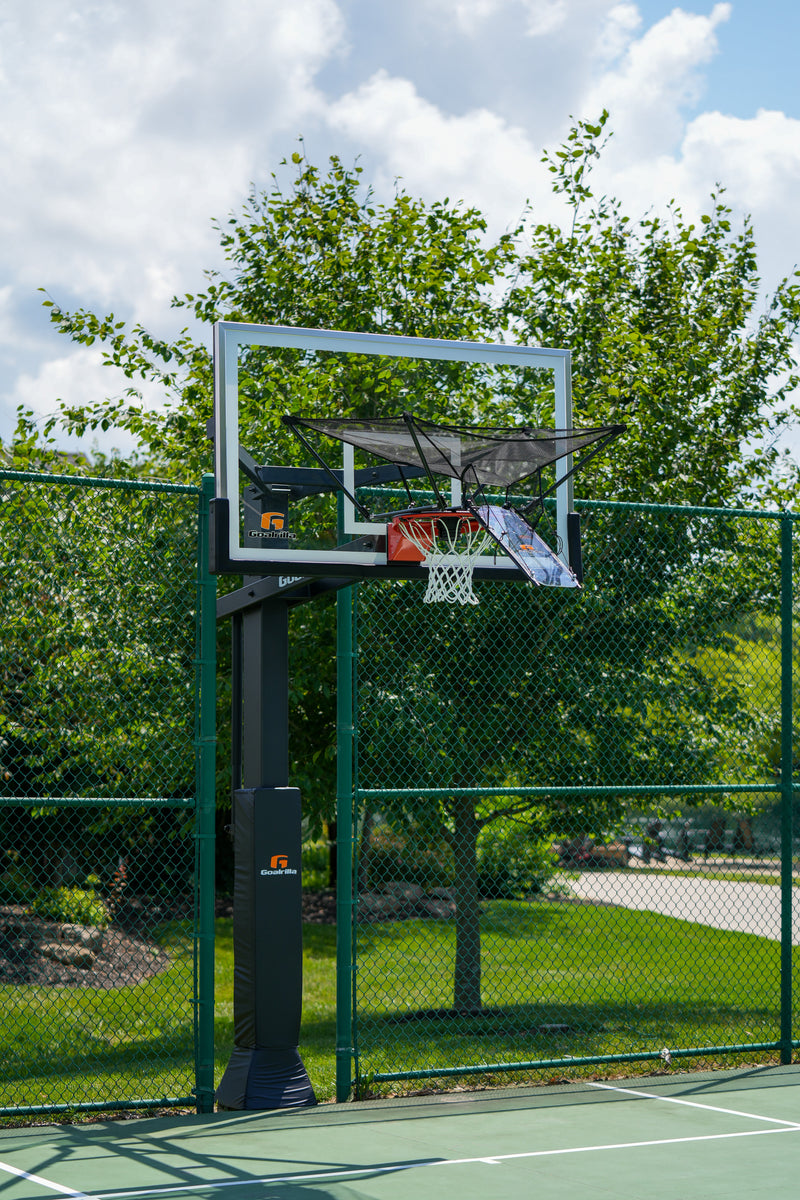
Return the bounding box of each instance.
[1,1067,798,1199]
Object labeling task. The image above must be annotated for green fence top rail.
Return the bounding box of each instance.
[0,795,196,808]
[357,783,787,800]
[4,471,789,517]
[0,468,200,496]
[359,486,793,521]
[574,497,792,520]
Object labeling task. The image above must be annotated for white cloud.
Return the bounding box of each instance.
[440,0,504,35]
[587,106,800,294]
[594,2,641,64]
[0,287,27,351]
[432,0,606,39]
[326,70,559,228]
[0,0,344,323]
[583,2,731,156]
[521,0,569,37]
[681,108,800,218]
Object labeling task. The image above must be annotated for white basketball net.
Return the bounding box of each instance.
[395,513,494,606]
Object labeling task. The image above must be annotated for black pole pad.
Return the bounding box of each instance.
[216,786,316,1109]
[216,1047,316,1110]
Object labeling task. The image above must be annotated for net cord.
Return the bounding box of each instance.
[395,514,494,606]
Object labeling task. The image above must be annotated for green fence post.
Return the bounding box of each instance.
[335,582,355,1101]
[195,474,218,1110]
[780,510,794,1065]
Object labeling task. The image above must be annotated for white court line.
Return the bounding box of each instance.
[88,1125,800,1198]
[0,1156,99,1199]
[585,1080,800,1128]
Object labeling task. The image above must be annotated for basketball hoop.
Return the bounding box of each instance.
[388,511,493,606]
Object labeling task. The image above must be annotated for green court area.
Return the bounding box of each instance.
[0,1067,798,1199]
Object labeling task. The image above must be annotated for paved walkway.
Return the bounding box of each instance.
[568,871,799,943]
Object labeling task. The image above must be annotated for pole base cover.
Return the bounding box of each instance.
[216,1047,317,1110]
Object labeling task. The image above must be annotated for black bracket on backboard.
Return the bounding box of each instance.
[206,418,426,505]
[567,511,583,584]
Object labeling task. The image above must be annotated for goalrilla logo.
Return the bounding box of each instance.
[261,512,285,530]
[260,852,298,877]
[248,511,298,541]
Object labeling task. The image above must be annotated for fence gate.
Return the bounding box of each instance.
[0,470,216,1118]
[340,498,798,1096]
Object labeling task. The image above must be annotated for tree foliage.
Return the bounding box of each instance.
[12,117,798,503]
[504,114,800,506]
[0,477,199,899]
[6,118,800,1005]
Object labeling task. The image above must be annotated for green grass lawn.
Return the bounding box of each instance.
[1,901,796,1117]
[0,923,196,1114]
[347,900,796,1096]
[214,899,798,1102]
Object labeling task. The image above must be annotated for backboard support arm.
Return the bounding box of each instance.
[402,412,448,510]
[282,416,373,520]
[519,428,624,515]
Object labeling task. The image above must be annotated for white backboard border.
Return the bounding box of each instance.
[212,320,573,576]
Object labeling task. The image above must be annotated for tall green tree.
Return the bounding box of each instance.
[10,120,800,1012]
[23,121,800,506]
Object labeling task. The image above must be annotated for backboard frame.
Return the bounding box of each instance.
[212,320,574,578]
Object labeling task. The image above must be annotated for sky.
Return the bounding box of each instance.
[1,0,799,460]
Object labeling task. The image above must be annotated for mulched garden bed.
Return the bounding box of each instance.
[0,903,176,990]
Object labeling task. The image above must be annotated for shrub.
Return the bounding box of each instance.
[476,819,556,899]
[30,884,109,928]
[302,838,330,890]
[0,849,35,904]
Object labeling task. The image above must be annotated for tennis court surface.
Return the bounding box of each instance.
[1,1067,798,1199]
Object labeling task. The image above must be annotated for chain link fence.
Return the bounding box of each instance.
[0,471,216,1117]
[344,498,798,1093]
